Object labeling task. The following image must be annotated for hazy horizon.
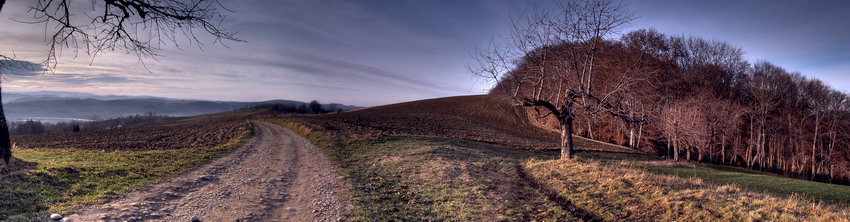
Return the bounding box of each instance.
[0,90,361,105]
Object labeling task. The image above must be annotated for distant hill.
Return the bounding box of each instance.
[1,91,362,122]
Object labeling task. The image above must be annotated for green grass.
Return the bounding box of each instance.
[0,121,253,221]
[264,119,573,221]
[646,163,850,206]
[575,150,662,163]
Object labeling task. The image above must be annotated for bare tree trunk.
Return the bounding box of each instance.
[811,116,820,181]
[733,134,740,166]
[0,80,11,163]
[830,164,834,183]
[673,134,680,161]
[628,122,635,149]
[758,117,766,170]
[561,117,575,159]
[826,119,837,183]
[697,146,703,162]
[0,0,12,165]
[636,122,643,150]
[747,117,755,169]
[721,134,726,165]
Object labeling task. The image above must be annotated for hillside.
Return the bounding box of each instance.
[1,91,362,122]
[290,95,636,153]
[290,95,551,146]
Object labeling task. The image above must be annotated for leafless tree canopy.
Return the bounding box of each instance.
[19,0,242,70]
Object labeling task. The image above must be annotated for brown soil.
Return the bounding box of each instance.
[289,95,560,149]
[12,120,248,151]
[66,121,351,221]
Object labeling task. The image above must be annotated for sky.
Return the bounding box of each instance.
[0,0,849,106]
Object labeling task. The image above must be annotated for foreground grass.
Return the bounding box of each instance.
[646,163,850,206]
[266,119,573,221]
[526,159,850,221]
[0,121,253,221]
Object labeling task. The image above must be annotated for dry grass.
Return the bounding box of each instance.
[266,119,574,221]
[525,158,850,221]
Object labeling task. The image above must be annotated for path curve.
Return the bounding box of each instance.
[67,121,350,221]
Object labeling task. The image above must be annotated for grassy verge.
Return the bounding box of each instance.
[525,159,850,221]
[645,163,850,206]
[0,121,253,221]
[264,119,574,221]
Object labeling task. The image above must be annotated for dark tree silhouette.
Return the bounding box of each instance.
[0,0,242,163]
[308,100,323,114]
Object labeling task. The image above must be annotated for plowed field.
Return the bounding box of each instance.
[11,120,249,151]
[286,95,556,149]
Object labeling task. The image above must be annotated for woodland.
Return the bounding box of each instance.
[489,27,850,185]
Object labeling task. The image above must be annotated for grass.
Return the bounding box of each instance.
[646,163,850,206]
[525,159,850,221]
[0,121,253,221]
[264,119,574,221]
[270,117,850,221]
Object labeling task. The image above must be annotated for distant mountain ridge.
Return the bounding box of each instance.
[1,91,363,122]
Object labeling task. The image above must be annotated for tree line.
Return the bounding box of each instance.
[8,113,169,135]
[247,100,343,114]
[473,0,850,185]
[491,27,850,185]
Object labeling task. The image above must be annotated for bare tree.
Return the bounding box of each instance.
[470,0,635,159]
[0,0,241,163]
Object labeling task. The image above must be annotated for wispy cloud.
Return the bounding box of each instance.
[2,0,849,106]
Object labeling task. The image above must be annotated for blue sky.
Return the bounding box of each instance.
[1,0,848,106]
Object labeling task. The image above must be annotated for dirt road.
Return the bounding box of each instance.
[67,121,350,221]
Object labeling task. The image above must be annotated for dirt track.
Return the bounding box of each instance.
[67,121,350,221]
